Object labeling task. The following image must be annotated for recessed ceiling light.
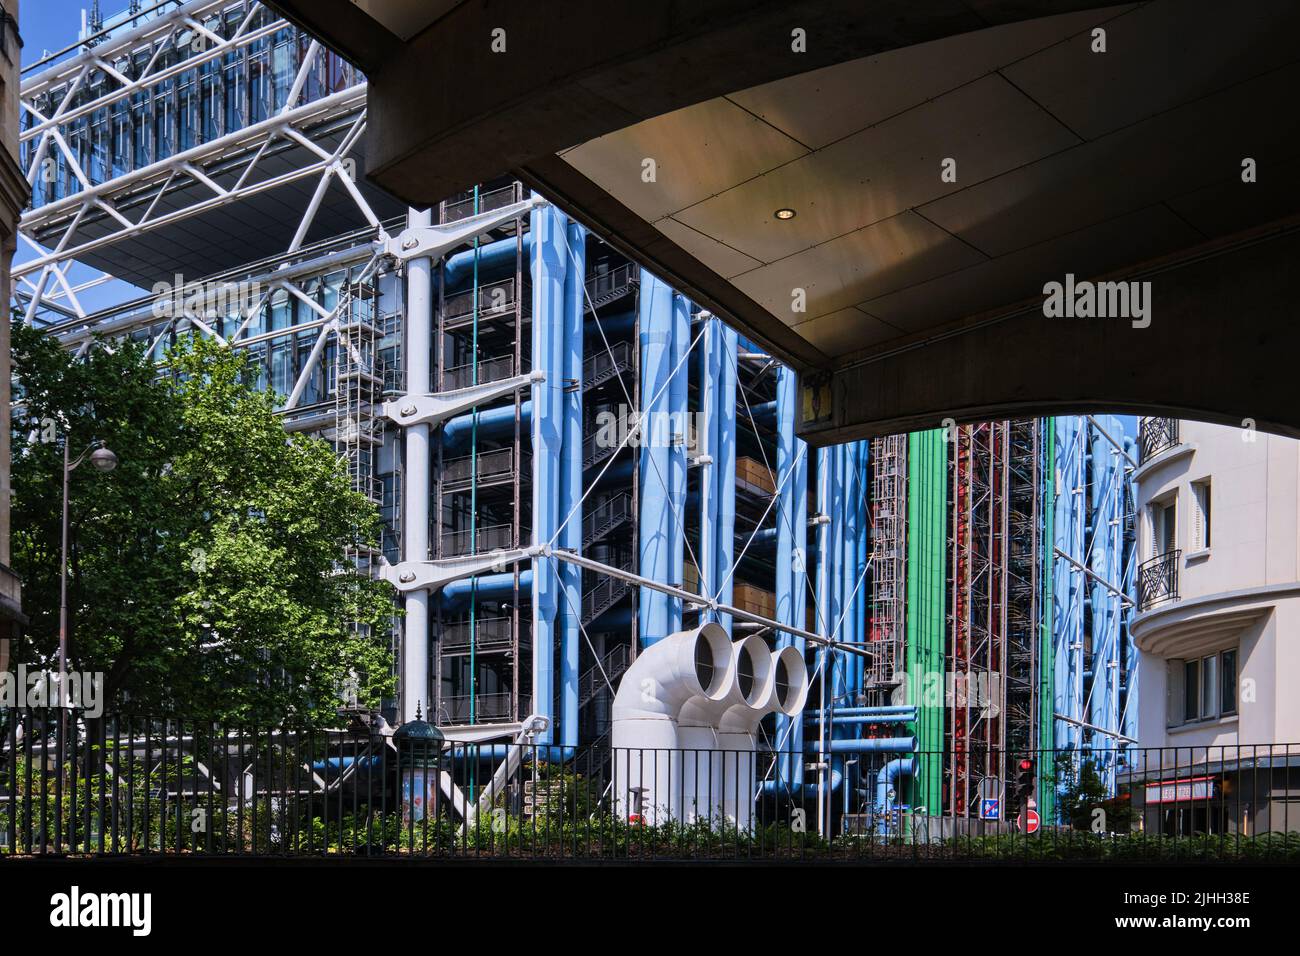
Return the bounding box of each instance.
[774,208,796,220]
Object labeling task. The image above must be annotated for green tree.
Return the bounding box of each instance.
[9,324,395,727]
[1056,754,1134,832]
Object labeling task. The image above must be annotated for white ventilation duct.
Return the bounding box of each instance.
[715,645,810,831]
[677,635,774,823]
[611,622,734,824]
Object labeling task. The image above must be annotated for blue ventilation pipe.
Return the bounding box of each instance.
[529,202,567,744]
[440,571,533,611]
[715,323,738,632]
[841,444,860,702]
[875,757,916,813]
[789,412,808,784]
[697,317,720,621]
[592,458,634,486]
[805,714,914,727]
[852,442,863,697]
[829,446,846,710]
[637,270,674,645]
[814,446,833,739]
[557,220,586,751]
[1120,432,1139,746]
[443,232,533,289]
[667,293,689,632]
[441,402,531,448]
[807,737,917,755]
[584,313,634,339]
[774,366,804,784]
[811,706,917,717]
[1054,417,1086,752]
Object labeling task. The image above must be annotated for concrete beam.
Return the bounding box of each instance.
[265,0,1110,206]
[796,220,1300,445]
[265,0,401,75]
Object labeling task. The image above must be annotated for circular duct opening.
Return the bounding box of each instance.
[694,637,715,691]
[736,647,754,699]
[774,656,790,706]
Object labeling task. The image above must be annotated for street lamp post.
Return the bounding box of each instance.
[58,441,117,697]
[53,439,116,853]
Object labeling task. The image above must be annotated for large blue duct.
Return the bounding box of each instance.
[697,317,721,620]
[637,270,674,645]
[716,324,738,631]
[557,220,586,750]
[774,366,806,785]
[842,444,860,701]
[443,232,532,289]
[667,293,689,633]
[811,706,917,718]
[761,768,842,798]
[585,313,634,339]
[592,458,634,486]
[807,737,917,755]
[440,570,533,611]
[441,402,531,448]
[875,757,916,813]
[1054,417,1086,753]
[805,714,915,727]
[529,202,567,744]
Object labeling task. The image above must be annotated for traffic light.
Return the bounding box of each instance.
[1014,757,1035,806]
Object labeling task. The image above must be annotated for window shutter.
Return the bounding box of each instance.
[1191,487,1203,551]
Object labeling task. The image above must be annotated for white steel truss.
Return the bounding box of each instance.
[15,0,374,326]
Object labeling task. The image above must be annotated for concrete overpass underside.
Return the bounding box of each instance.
[267,0,1300,443]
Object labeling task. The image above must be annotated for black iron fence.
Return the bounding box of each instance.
[1,710,1297,861]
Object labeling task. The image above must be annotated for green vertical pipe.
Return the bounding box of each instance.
[905,429,945,816]
[1038,417,1057,821]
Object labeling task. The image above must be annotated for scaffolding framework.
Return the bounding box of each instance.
[867,433,906,699]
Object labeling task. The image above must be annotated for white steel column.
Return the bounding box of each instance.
[402,207,433,722]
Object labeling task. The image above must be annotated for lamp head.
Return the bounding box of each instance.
[88,447,118,472]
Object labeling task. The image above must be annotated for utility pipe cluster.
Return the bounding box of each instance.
[611,623,808,827]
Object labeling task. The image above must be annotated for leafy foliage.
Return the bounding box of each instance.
[1055,753,1134,832]
[10,326,395,725]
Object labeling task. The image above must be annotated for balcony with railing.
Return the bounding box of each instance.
[582,551,636,626]
[582,492,633,549]
[583,340,632,391]
[440,446,526,493]
[443,277,525,331]
[438,692,522,725]
[440,522,514,558]
[1138,418,1180,464]
[583,262,638,313]
[1137,549,1180,611]
[442,354,516,392]
[440,184,521,224]
[440,615,523,655]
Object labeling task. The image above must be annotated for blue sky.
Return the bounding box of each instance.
[17,1,152,317]
[20,0,94,70]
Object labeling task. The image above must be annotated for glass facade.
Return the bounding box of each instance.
[22,3,359,209]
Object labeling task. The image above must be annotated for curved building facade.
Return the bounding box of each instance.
[1131,417,1300,835]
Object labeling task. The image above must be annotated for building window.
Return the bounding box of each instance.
[1183,659,1200,722]
[1191,479,1211,551]
[1154,498,1176,557]
[1220,649,1237,715]
[1169,649,1238,726]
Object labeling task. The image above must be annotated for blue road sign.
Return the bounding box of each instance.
[980,798,1000,820]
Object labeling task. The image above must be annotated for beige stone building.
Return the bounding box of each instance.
[1131,417,1300,835]
[0,0,28,672]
